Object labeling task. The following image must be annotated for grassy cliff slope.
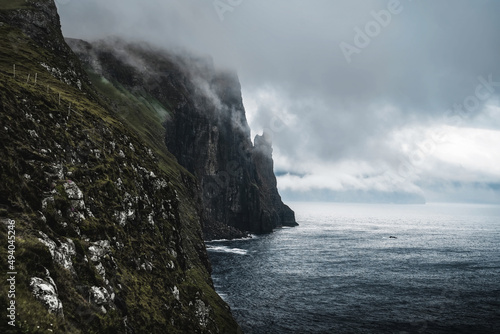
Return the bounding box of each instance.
[0,1,240,333]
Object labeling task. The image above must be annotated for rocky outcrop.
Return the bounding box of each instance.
[252,133,297,229]
[0,0,89,92]
[166,65,297,239]
[66,39,297,239]
[164,66,297,239]
[0,1,240,333]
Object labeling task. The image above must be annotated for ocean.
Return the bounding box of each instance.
[206,202,500,334]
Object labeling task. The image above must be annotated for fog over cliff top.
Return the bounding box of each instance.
[57,0,500,203]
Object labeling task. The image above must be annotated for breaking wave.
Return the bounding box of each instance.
[206,245,248,255]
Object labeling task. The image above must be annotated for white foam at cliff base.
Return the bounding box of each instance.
[206,234,258,243]
[206,245,248,255]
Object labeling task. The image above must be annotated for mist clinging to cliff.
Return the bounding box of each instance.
[57,0,500,203]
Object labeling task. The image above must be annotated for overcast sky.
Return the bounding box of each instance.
[56,0,500,203]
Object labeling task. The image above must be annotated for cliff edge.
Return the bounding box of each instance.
[0,1,240,332]
[66,38,297,240]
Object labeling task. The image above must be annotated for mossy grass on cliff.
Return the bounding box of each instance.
[0,4,240,333]
[0,0,30,10]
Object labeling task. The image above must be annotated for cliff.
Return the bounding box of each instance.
[0,0,240,333]
[65,39,297,240]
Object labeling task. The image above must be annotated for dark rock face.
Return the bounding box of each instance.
[252,133,297,230]
[0,1,241,333]
[66,39,297,240]
[161,59,298,239]
[0,0,90,92]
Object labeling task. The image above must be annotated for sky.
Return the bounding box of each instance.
[56,0,500,204]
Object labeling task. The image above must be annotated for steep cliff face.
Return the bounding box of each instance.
[0,1,240,333]
[164,66,297,239]
[252,133,297,229]
[66,39,297,240]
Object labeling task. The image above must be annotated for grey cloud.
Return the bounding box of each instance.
[57,0,500,202]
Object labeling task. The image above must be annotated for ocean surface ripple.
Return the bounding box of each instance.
[207,203,500,334]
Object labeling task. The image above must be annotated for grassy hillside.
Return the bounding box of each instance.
[0,1,240,333]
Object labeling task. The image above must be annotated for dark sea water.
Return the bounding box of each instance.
[207,203,500,334]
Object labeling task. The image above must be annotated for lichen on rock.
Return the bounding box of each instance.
[38,232,76,274]
[30,270,64,317]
